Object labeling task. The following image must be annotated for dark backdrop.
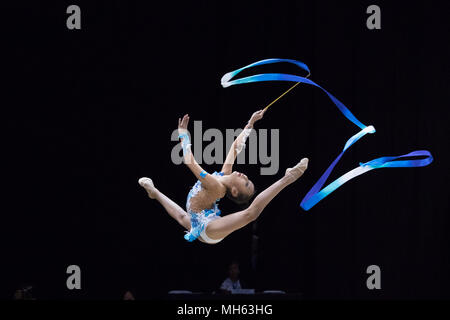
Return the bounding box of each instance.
[2,0,449,299]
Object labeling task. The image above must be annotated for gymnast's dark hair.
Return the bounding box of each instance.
[225,187,256,208]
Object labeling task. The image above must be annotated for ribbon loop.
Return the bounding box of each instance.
[221,58,433,211]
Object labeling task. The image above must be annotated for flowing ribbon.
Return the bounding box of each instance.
[221,58,433,211]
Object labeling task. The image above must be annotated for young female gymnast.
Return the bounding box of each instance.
[139,111,308,244]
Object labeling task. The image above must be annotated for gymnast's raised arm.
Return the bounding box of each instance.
[178,114,221,190]
[221,109,265,175]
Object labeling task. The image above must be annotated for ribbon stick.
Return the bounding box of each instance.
[221,58,433,211]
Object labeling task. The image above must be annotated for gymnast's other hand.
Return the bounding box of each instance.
[248,109,265,126]
[178,114,190,137]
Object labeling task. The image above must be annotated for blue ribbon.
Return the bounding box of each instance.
[221,58,433,211]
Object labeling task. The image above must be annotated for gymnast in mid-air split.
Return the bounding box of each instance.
[139,111,308,244]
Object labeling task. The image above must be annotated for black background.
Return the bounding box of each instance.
[2,0,449,300]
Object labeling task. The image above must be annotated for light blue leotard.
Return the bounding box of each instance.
[184,171,224,242]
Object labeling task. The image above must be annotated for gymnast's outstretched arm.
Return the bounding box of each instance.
[221,109,266,175]
[178,114,221,190]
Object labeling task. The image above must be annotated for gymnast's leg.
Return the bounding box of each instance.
[205,158,309,240]
[138,178,191,230]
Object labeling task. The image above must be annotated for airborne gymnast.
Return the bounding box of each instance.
[139,111,308,244]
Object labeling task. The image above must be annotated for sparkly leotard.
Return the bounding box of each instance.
[184,171,224,243]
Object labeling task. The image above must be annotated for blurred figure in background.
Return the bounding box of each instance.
[123,290,136,300]
[219,261,242,294]
[13,284,36,300]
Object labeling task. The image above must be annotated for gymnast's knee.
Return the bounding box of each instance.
[177,214,189,227]
[244,207,259,222]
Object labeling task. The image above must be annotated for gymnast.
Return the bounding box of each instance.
[138,111,308,244]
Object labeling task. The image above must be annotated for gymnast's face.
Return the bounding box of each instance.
[229,171,255,201]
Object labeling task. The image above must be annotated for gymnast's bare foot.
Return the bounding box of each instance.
[138,177,157,199]
[285,158,309,183]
